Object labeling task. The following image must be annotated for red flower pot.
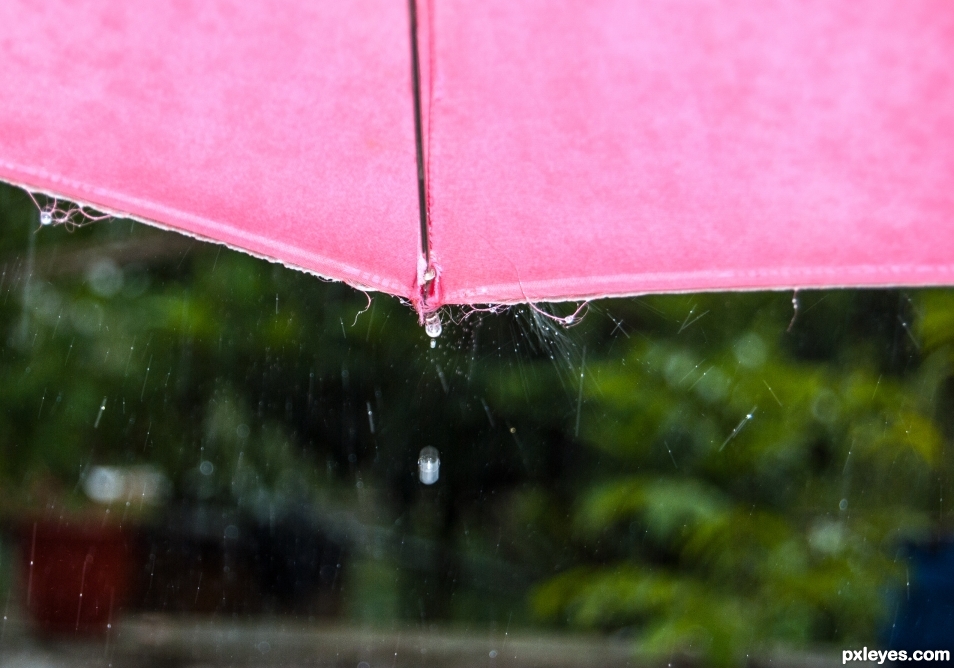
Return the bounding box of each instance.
[18,521,131,635]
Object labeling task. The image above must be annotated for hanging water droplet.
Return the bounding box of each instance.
[430,339,436,349]
[39,210,53,226]
[424,312,442,338]
[564,315,575,324]
[423,265,437,282]
[418,446,440,485]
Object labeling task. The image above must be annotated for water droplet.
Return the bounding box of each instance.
[564,315,574,324]
[418,446,440,485]
[430,339,436,349]
[839,498,848,511]
[489,650,498,658]
[424,312,442,338]
[423,266,437,282]
[199,460,214,476]
[39,210,53,226]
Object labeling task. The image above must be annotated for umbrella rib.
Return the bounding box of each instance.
[408,0,430,267]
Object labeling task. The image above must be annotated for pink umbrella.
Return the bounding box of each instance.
[2,0,952,322]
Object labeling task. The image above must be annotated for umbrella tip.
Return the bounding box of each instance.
[415,257,442,322]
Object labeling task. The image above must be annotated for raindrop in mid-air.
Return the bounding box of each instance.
[418,446,440,485]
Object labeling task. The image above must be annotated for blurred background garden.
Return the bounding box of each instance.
[1,180,953,666]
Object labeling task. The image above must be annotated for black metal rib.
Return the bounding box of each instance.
[408,0,430,266]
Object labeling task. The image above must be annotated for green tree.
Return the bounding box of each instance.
[487,293,947,665]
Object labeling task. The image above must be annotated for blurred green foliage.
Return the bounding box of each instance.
[0,182,541,623]
[1,182,953,664]
[494,293,950,664]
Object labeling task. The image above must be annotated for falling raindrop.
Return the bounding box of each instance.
[94,397,107,428]
[418,446,440,485]
[424,312,442,338]
[719,406,757,451]
[366,401,375,434]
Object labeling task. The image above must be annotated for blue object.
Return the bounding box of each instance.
[885,539,954,662]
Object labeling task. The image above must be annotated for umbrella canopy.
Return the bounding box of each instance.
[2,0,953,313]
[0,0,421,298]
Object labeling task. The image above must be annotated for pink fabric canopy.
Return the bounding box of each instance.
[2,0,953,312]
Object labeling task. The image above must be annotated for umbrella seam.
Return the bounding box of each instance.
[425,0,435,253]
[409,0,440,318]
[409,0,431,268]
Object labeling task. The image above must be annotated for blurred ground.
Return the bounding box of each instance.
[0,612,855,668]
